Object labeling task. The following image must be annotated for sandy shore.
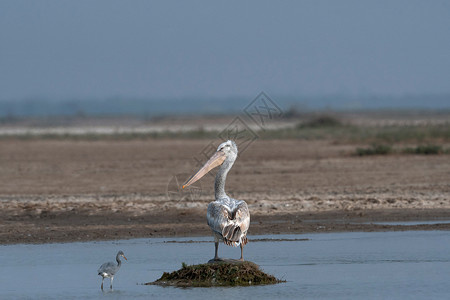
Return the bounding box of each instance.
[1,139,449,244]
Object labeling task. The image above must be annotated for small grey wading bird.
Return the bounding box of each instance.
[183,140,250,261]
[98,250,127,290]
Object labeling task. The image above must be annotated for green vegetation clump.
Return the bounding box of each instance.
[298,115,343,128]
[260,122,449,144]
[355,144,449,156]
[356,144,392,156]
[369,125,450,143]
[148,261,283,287]
[402,144,443,155]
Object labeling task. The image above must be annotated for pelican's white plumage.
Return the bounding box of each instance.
[207,196,250,247]
[184,140,250,260]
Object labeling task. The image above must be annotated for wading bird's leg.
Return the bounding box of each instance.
[110,277,113,289]
[214,241,219,260]
[239,244,244,261]
[101,278,104,290]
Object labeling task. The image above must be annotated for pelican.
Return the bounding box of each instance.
[183,140,250,261]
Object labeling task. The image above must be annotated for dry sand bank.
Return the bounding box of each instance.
[1,139,449,244]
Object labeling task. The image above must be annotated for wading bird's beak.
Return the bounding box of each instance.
[122,255,127,260]
[183,151,226,189]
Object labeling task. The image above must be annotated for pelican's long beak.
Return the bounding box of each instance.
[122,255,127,260]
[183,151,226,189]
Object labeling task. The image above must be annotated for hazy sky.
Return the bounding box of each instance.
[1,0,449,101]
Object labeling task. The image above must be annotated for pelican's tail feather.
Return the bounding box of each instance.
[222,224,242,247]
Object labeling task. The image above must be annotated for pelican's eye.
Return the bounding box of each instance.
[219,143,231,151]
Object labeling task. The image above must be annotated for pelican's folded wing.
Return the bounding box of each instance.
[234,200,250,236]
[207,200,250,245]
[207,201,229,235]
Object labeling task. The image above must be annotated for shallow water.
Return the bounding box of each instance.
[364,220,450,226]
[1,231,450,299]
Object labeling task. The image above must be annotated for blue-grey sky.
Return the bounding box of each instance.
[1,0,449,101]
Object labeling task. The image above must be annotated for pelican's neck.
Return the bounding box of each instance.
[116,255,122,266]
[215,158,234,200]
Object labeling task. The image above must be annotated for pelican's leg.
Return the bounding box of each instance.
[110,277,113,289]
[101,277,104,290]
[213,234,220,260]
[214,241,219,260]
[239,244,244,261]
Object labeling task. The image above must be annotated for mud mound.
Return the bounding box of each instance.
[147,261,283,287]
